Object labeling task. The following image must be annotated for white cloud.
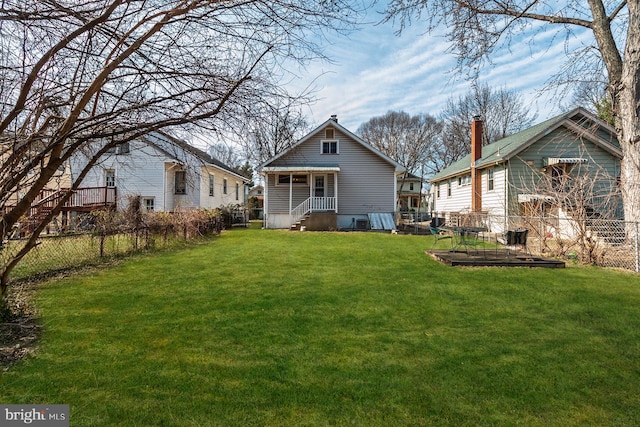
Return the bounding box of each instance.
[288,6,597,131]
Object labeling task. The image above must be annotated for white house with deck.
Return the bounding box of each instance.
[71,131,249,212]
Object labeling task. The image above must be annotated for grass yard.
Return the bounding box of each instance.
[2,226,640,426]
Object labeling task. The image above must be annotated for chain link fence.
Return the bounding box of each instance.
[0,207,237,283]
[398,211,640,273]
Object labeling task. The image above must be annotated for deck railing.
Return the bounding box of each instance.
[291,197,336,224]
[66,186,117,208]
[2,187,118,218]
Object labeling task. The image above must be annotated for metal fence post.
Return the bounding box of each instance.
[635,222,639,273]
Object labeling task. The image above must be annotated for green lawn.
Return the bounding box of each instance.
[2,227,640,426]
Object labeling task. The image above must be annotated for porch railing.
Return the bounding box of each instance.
[291,197,336,224]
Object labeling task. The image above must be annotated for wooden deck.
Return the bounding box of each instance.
[31,187,116,212]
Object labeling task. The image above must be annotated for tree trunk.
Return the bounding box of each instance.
[617,1,640,228]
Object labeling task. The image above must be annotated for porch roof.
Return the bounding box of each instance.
[260,165,340,173]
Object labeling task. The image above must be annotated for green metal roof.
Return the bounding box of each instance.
[429,108,618,182]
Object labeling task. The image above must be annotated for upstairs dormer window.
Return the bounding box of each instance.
[321,140,338,154]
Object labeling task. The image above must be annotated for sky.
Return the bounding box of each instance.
[290,3,597,132]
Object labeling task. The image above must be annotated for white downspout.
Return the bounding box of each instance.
[394,172,399,214]
[163,163,167,211]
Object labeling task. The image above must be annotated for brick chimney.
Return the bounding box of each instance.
[471,115,483,212]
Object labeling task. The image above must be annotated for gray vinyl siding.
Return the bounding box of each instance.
[266,127,396,214]
[265,174,310,213]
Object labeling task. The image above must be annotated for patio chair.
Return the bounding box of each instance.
[430,226,452,249]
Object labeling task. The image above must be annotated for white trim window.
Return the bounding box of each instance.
[143,197,155,211]
[487,168,495,191]
[458,174,471,186]
[175,170,186,194]
[321,140,338,154]
[209,174,215,196]
[277,174,308,185]
[235,182,239,201]
[223,178,228,194]
[447,180,452,197]
[117,142,130,155]
[105,169,115,188]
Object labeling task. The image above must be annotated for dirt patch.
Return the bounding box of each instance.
[1,280,40,369]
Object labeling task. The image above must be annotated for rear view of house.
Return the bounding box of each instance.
[71,132,249,212]
[258,116,405,230]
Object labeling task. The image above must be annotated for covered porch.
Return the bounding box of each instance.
[261,165,340,229]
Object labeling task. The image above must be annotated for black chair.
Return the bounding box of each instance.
[505,229,528,253]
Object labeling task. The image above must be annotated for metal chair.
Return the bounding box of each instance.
[430,226,452,249]
[458,229,482,255]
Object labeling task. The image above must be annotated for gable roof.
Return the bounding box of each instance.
[257,117,405,173]
[142,131,249,183]
[430,107,621,183]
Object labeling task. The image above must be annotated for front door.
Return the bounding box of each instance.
[314,176,325,197]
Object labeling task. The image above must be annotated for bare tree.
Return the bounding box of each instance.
[439,84,535,167]
[242,104,310,166]
[571,81,615,126]
[0,0,366,293]
[358,111,442,175]
[383,0,640,230]
[513,154,622,265]
[357,110,442,199]
[209,143,243,171]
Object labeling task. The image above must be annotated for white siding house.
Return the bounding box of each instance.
[429,108,622,233]
[258,116,405,230]
[70,132,249,212]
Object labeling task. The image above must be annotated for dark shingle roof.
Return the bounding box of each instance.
[142,131,249,182]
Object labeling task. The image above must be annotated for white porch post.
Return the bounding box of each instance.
[289,172,293,224]
[309,172,313,211]
[334,172,338,213]
[263,173,268,228]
